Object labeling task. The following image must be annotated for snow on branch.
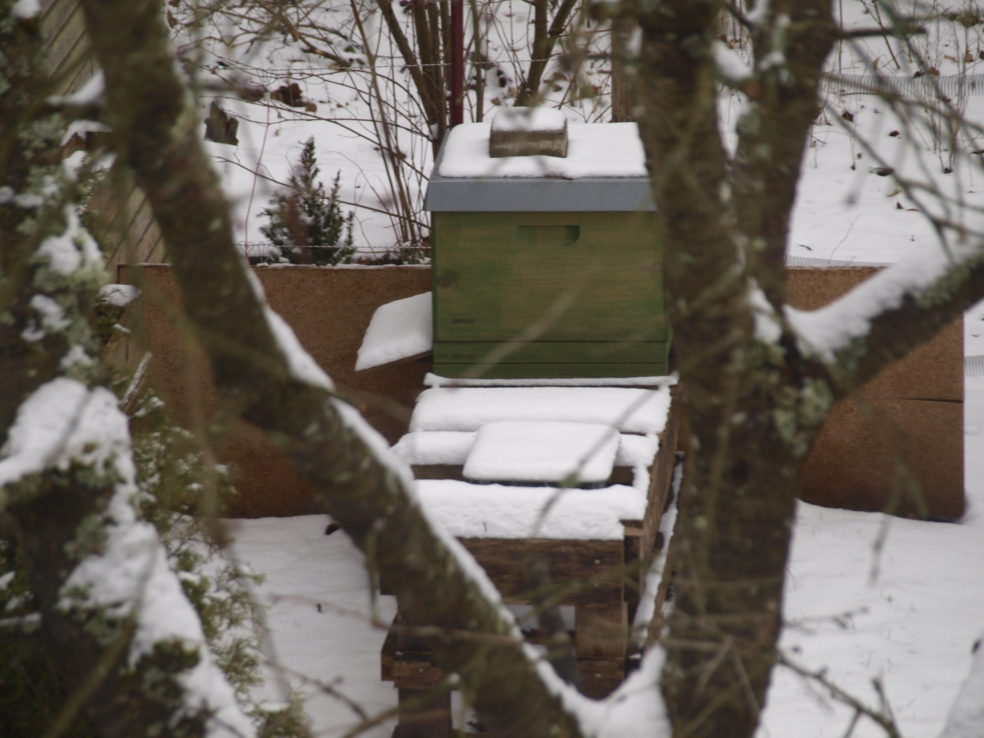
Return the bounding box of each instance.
[785,238,984,366]
[62,480,254,737]
[711,41,753,86]
[939,635,984,738]
[0,379,129,490]
[0,382,253,734]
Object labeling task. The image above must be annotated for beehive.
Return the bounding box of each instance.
[426,116,668,379]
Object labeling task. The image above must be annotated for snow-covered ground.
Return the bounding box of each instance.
[227,351,984,738]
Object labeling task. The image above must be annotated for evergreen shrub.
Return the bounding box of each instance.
[258,137,356,266]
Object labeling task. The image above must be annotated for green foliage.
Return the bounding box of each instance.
[0,380,311,737]
[126,385,266,705]
[126,384,310,736]
[258,137,356,266]
[0,543,93,738]
[254,691,313,738]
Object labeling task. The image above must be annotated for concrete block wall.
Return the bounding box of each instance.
[119,264,964,520]
[120,264,431,517]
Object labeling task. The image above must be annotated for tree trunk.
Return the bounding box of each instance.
[77,0,590,733]
[610,15,636,122]
[632,3,821,735]
[0,6,248,736]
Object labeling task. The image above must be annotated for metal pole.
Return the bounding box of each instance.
[450,0,464,127]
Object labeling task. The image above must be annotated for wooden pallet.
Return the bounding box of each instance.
[381,385,683,734]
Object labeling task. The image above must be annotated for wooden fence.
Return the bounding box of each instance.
[42,0,166,269]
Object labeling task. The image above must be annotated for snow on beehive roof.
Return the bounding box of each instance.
[437,121,648,179]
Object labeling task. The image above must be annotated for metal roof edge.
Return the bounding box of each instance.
[425,175,657,212]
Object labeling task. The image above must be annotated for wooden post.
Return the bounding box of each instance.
[576,602,627,660]
[450,0,464,126]
[396,688,452,738]
[610,16,637,122]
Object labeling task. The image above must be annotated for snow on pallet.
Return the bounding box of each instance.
[410,385,673,433]
[393,429,660,472]
[462,420,619,485]
[417,480,643,540]
[381,381,683,727]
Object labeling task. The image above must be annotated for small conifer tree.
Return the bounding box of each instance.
[259,137,356,265]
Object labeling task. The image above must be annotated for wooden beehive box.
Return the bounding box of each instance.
[426,114,668,378]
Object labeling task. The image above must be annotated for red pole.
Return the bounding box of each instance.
[450,0,464,127]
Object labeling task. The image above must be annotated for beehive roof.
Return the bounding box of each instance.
[426,122,657,212]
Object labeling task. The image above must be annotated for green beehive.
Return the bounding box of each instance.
[426,113,668,379]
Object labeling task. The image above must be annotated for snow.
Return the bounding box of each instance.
[47,71,106,107]
[491,106,567,133]
[787,239,982,361]
[391,431,475,465]
[746,0,770,27]
[60,344,94,370]
[62,484,255,737]
[759,497,984,737]
[0,379,129,487]
[61,118,111,147]
[0,379,252,735]
[462,421,619,484]
[392,429,659,469]
[98,283,142,307]
[11,0,39,19]
[712,41,753,84]
[437,122,648,179]
[416,480,646,540]
[410,386,672,434]
[940,639,984,738]
[22,294,69,341]
[593,648,670,737]
[355,292,431,371]
[749,283,782,343]
[630,465,680,647]
[35,206,102,276]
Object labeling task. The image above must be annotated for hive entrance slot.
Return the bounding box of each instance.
[516,224,580,247]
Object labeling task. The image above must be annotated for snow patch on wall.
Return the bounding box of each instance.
[355,292,432,371]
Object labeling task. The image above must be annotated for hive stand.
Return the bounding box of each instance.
[380,382,683,736]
